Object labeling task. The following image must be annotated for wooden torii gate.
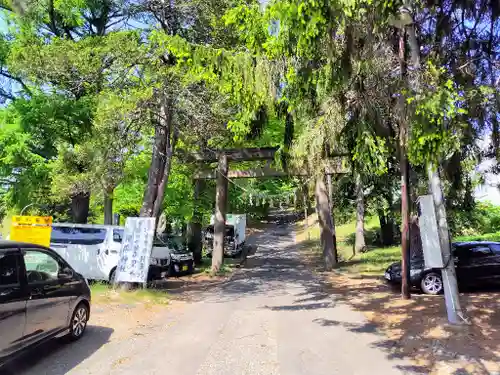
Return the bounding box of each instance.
[186,147,346,272]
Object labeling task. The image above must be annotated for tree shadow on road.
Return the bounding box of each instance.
[232,224,500,374]
[1,326,114,375]
[159,224,324,302]
[151,221,499,374]
[313,271,500,374]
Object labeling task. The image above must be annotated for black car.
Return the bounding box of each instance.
[0,241,91,365]
[385,241,500,294]
[155,235,194,276]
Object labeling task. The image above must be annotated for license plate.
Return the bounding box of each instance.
[384,272,391,281]
[182,265,188,271]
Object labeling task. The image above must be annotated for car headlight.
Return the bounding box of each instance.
[410,269,420,276]
[150,257,160,266]
[170,253,181,261]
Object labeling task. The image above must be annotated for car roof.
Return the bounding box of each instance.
[454,241,500,247]
[52,223,116,229]
[0,240,51,250]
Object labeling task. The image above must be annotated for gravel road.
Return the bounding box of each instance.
[6,224,416,375]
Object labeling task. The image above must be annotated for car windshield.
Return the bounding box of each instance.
[154,234,188,253]
[51,226,107,245]
[205,225,235,237]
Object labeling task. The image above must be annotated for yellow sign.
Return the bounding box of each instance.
[10,216,53,247]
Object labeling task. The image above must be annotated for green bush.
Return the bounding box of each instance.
[449,202,500,236]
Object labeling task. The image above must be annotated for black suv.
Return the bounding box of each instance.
[0,241,91,364]
[385,241,500,294]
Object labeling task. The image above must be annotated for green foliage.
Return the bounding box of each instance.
[228,177,297,220]
[223,1,267,52]
[0,107,50,211]
[48,142,95,198]
[12,93,94,156]
[449,202,500,237]
[454,232,500,243]
[91,87,152,193]
[0,0,497,234]
[304,216,401,274]
[352,130,388,175]
[149,31,274,140]
[408,63,467,166]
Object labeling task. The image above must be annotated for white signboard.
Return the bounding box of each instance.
[115,217,156,284]
[418,195,445,268]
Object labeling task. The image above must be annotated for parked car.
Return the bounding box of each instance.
[204,214,247,258]
[0,241,91,365]
[385,241,500,294]
[50,224,170,283]
[154,234,194,276]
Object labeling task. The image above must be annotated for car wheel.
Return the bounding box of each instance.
[67,303,89,341]
[421,272,443,295]
[109,268,117,284]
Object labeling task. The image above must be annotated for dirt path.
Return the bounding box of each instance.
[10,224,415,375]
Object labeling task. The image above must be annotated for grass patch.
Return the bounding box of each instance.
[454,232,500,242]
[336,246,401,275]
[90,282,169,306]
[196,256,239,276]
[298,214,401,275]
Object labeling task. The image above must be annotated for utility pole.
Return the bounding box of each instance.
[398,26,411,299]
[428,166,466,324]
[401,1,465,322]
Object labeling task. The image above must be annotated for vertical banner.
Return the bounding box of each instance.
[115,217,155,284]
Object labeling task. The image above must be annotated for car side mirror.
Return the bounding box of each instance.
[58,267,74,279]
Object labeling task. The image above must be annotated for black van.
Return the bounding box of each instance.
[0,241,91,364]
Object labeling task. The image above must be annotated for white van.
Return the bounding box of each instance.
[204,214,247,257]
[50,223,171,282]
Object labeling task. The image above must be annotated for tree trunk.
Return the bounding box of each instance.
[354,172,365,253]
[378,210,395,246]
[71,192,90,224]
[104,190,113,225]
[211,154,228,274]
[410,216,422,258]
[302,183,309,239]
[187,221,202,265]
[140,120,167,217]
[326,173,338,263]
[188,179,204,265]
[400,153,411,299]
[315,176,336,270]
[151,152,172,219]
[152,128,177,219]
[301,181,311,213]
[487,17,500,161]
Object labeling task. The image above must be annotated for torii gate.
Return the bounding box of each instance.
[185,147,347,272]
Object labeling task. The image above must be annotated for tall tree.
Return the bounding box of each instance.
[354,172,365,253]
